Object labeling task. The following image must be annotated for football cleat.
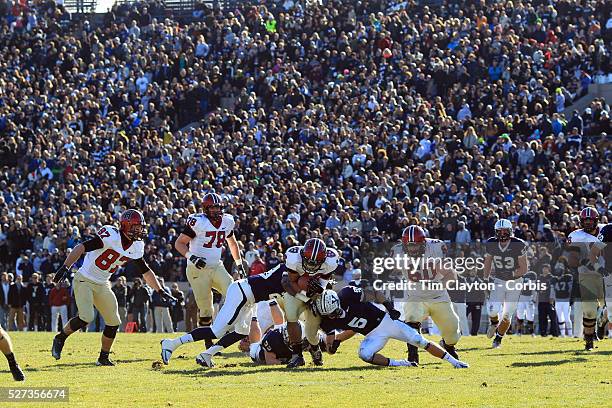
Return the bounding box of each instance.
[195,352,215,368]
[492,336,502,349]
[407,343,419,365]
[10,363,25,381]
[286,354,305,368]
[51,335,65,360]
[439,339,459,360]
[452,360,470,369]
[96,357,115,366]
[585,337,594,351]
[396,359,419,367]
[160,339,175,365]
[309,347,324,366]
[486,324,498,339]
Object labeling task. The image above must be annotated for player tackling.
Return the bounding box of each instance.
[51,210,176,366]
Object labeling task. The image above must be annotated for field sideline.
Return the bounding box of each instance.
[1,332,611,407]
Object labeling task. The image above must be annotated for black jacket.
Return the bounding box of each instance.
[8,283,28,308]
[27,282,46,306]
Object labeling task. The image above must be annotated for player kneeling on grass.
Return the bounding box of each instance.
[51,210,176,366]
[1,326,25,381]
[315,287,469,368]
[161,263,288,367]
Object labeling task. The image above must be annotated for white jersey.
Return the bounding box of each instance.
[568,225,606,275]
[393,238,450,302]
[78,225,145,284]
[186,213,235,264]
[285,246,341,277]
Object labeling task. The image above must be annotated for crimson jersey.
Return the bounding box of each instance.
[78,225,145,284]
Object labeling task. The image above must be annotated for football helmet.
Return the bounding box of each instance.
[301,238,327,274]
[402,225,426,257]
[120,209,146,241]
[202,193,223,222]
[315,290,344,318]
[579,207,599,233]
[494,219,513,241]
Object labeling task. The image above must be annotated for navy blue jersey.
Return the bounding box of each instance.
[319,286,386,335]
[485,237,528,281]
[598,224,611,276]
[520,271,537,296]
[248,264,286,302]
[260,328,292,363]
[551,274,573,300]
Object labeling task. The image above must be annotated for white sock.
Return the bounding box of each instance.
[389,359,413,367]
[176,333,194,346]
[207,345,224,356]
[442,352,458,365]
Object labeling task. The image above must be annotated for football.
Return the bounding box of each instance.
[297,275,313,292]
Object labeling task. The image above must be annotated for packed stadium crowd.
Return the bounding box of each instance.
[0,0,610,333]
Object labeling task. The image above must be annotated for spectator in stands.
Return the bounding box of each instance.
[0,272,9,329]
[112,276,129,332]
[170,283,184,332]
[8,275,26,331]
[249,253,266,276]
[49,278,70,333]
[130,278,151,333]
[26,273,46,331]
[152,278,173,333]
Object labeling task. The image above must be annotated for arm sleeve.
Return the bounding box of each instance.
[131,257,151,276]
[82,236,104,252]
[181,225,197,239]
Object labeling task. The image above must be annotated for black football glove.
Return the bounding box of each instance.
[53,265,70,283]
[383,300,401,320]
[189,255,206,269]
[306,278,324,298]
[158,289,177,304]
[328,339,341,355]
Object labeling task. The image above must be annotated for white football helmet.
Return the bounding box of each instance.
[494,219,513,241]
[315,290,344,318]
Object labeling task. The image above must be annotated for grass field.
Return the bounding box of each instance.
[1,332,611,407]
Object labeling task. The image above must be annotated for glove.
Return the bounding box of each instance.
[158,289,177,304]
[235,261,247,278]
[382,300,401,320]
[53,265,70,283]
[189,254,206,269]
[328,339,341,355]
[306,278,324,298]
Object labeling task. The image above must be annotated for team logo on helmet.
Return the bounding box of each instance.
[315,290,344,318]
[301,238,327,274]
[120,209,146,241]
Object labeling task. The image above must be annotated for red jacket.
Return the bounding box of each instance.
[49,286,70,307]
[249,259,266,276]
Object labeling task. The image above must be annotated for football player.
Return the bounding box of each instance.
[598,222,611,338]
[551,267,574,337]
[0,327,25,381]
[515,270,537,336]
[51,210,176,366]
[567,208,606,350]
[316,287,469,368]
[160,263,287,367]
[397,226,462,365]
[483,219,528,349]
[280,238,343,368]
[174,193,245,348]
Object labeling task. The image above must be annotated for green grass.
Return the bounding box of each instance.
[1,332,611,407]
